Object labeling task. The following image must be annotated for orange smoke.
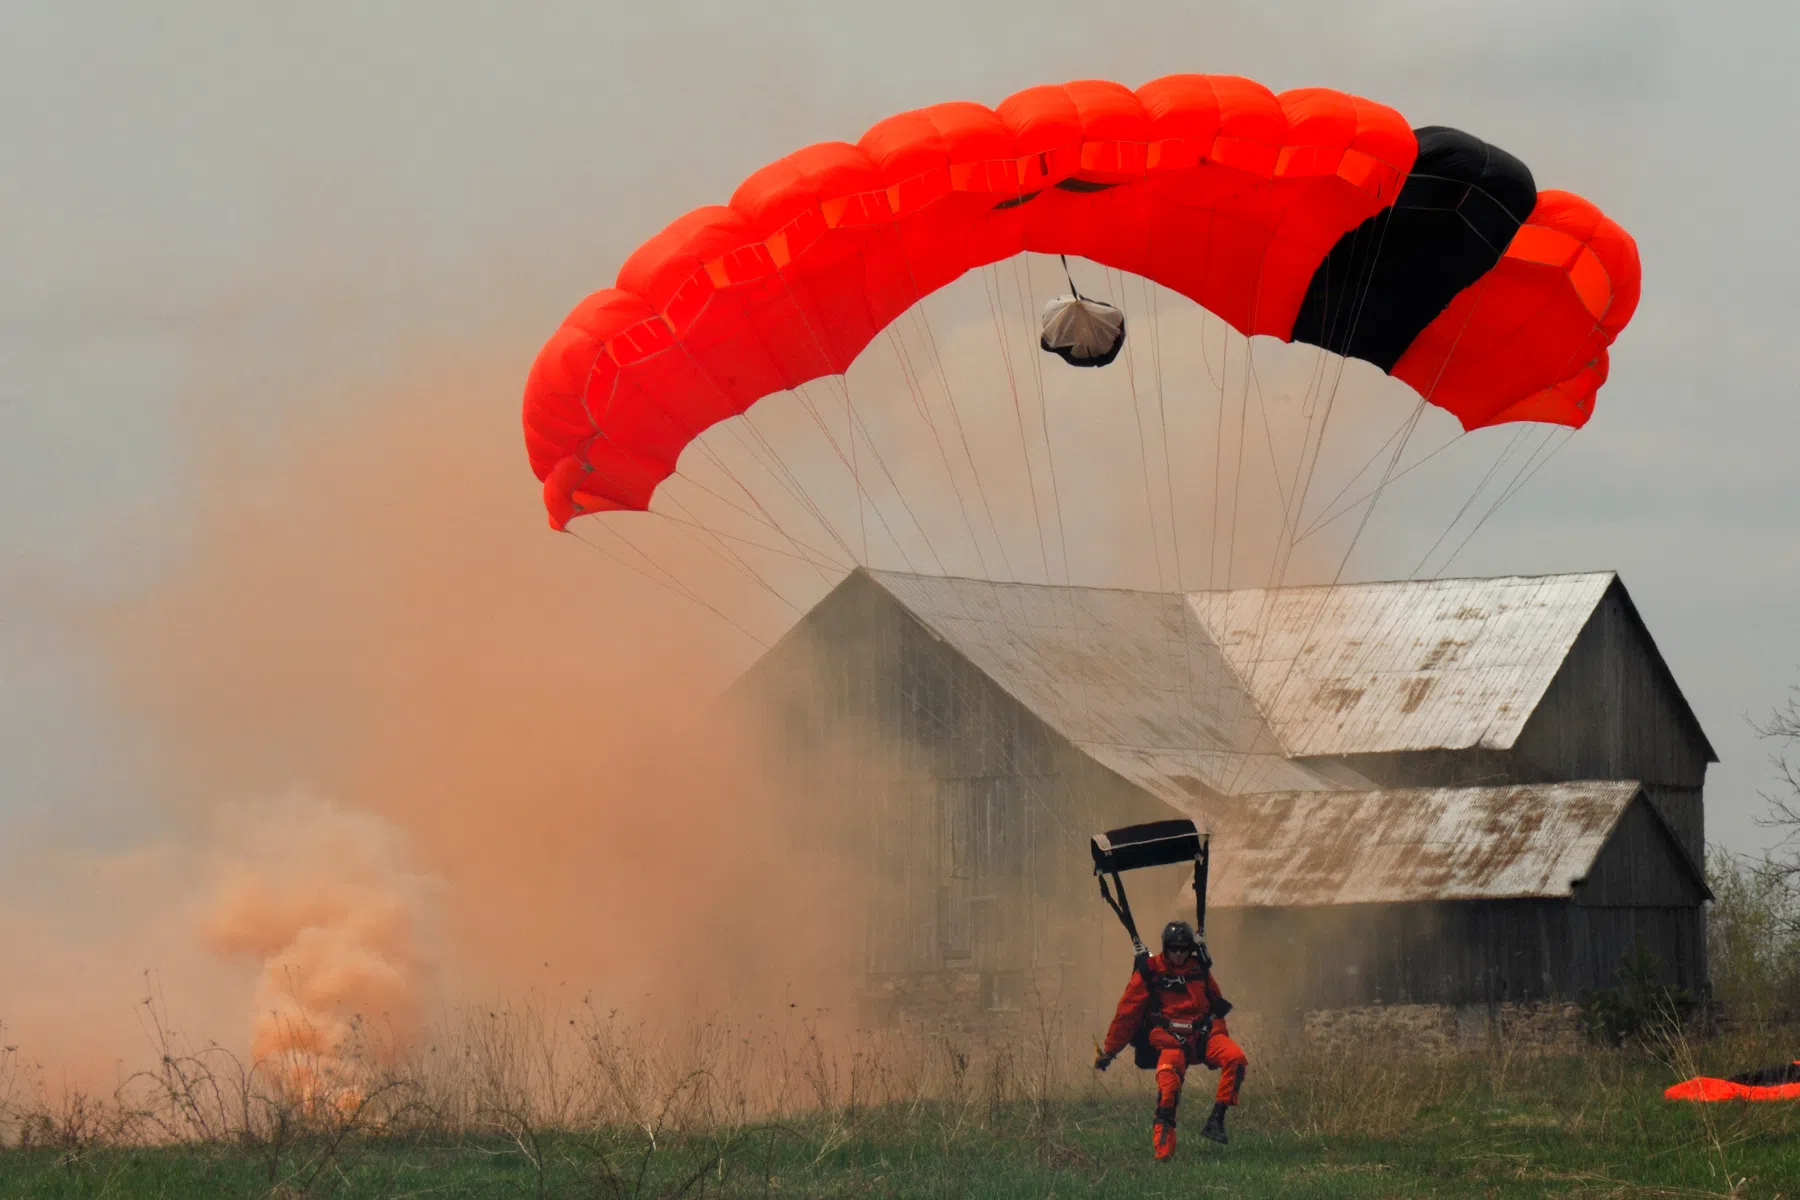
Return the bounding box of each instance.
[8,251,1409,1086]
[92,342,852,1066]
[200,794,433,1099]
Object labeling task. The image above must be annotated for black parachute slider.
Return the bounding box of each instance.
[1091,818,1200,875]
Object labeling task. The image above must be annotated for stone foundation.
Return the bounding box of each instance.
[1299,1001,1585,1058]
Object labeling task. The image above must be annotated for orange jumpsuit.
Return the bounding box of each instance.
[1101,953,1247,1150]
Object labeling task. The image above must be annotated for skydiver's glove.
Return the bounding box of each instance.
[1211,995,1234,1019]
[1094,1051,1115,1072]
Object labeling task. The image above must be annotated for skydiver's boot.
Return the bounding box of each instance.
[1151,1106,1177,1161]
[1200,1101,1229,1145]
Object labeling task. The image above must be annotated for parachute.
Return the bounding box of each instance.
[1665,1061,1800,1102]
[1039,292,1125,368]
[523,74,1639,530]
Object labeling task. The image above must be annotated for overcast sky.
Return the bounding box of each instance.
[3,0,1797,867]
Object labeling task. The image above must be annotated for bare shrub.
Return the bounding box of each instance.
[1706,846,1800,1026]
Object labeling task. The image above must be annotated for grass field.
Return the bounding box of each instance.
[3,1037,1796,1199]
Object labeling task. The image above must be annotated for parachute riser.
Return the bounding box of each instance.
[1095,869,1148,959]
[1194,835,1210,940]
[1090,818,1208,959]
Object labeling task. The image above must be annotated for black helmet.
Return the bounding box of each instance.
[1161,920,1212,969]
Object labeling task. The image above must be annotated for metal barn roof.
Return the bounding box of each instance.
[1203,781,1646,907]
[866,571,1360,805]
[862,570,1623,797]
[1193,573,1617,759]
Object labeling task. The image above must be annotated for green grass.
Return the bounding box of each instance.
[3,1053,1795,1199]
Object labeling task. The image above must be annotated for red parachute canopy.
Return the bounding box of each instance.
[1665,1061,1800,1102]
[525,74,1640,530]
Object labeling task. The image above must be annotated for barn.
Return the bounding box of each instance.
[725,568,1714,1039]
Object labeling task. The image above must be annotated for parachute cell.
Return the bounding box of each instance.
[524,73,1641,528]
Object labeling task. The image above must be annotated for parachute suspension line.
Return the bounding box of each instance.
[1220,210,1401,777]
[1221,397,1431,796]
[863,267,1040,702]
[1112,265,1210,794]
[835,383,955,576]
[1246,350,1296,528]
[1004,253,1106,779]
[1197,305,1226,394]
[780,382,871,555]
[1294,266,1502,549]
[879,328,982,576]
[566,383,811,630]
[878,223,1008,582]
[650,495,807,615]
[675,455,839,560]
[1214,312,1263,777]
[1103,264,1170,595]
[1009,255,1075,595]
[1230,403,1440,795]
[1207,329,1229,592]
[734,412,863,566]
[847,371,868,564]
[1142,270,1214,792]
[1295,432,1469,547]
[649,503,846,570]
[570,523,772,650]
[767,268,918,569]
[1059,254,1082,300]
[1432,426,1569,579]
[796,378,936,575]
[980,262,1052,584]
[676,453,848,579]
[1285,206,1402,554]
[1490,426,1574,514]
[979,255,1099,858]
[1292,419,1467,545]
[975,257,1089,700]
[662,335,862,578]
[1012,253,1106,842]
[1232,247,1546,795]
[1217,212,1408,797]
[904,298,1017,582]
[1222,314,1255,597]
[789,377,924,571]
[1409,425,1532,578]
[1144,279,1183,592]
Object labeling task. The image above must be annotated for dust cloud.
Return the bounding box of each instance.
[95,348,866,1047]
[200,792,437,1089]
[0,243,1422,1097]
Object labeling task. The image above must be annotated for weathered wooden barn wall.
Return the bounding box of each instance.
[1210,898,1706,1012]
[1512,583,1713,865]
[723,571,1176,1028]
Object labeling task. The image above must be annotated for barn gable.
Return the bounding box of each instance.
[1193,573,1617,759]
[1511,579,1716,866]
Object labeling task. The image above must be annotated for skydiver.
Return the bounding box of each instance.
[1093,919,1247,1161]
